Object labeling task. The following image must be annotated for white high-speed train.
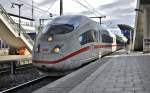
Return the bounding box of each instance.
[32,15,124,75]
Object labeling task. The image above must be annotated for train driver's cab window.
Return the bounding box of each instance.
[79,30,95,45]
[43,24,74,35]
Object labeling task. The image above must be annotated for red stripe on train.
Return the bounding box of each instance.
[33,46,90,64]
[33,44,120,64]
[94,44,117,48]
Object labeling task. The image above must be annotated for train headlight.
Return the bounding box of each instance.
[48,36,53,42]
[53,47,60,53]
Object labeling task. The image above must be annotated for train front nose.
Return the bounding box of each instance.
[32,42,66,71]
[32,22,75,72]
[32,56,65,72]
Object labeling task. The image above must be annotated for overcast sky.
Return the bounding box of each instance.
[0,0,137,27]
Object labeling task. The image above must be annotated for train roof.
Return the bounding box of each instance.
[48,15,93,27]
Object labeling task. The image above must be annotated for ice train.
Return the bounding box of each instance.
[32,15,124,75]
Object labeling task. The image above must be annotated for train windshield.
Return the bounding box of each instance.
[43,24,74,35]
[43,16,81,35]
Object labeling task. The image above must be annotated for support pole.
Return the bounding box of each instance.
[19,5,21,36]
[60,0,63,16]
[11,3,23,36]
[90,16,106,25]
[32,0,34,20]
[11,61,16,75]
[143,8,150,53]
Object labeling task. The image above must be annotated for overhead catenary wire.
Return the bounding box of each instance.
[17,0,59,17]
[6,0,48,15]
[8,0,108,20]
[82,0,103,16]
[9,0,99,16]
[7,0,60,17]
[72,0,113,26]
[46,0,58,11]
[21,5,49,16]
[72,0,103,16]
[72,0,94,15]
[17,0,49,13]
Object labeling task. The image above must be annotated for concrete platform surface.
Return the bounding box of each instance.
[33,52,150,93]
[0,55,32,62]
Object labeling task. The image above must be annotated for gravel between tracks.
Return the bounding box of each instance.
[0,68,42,91]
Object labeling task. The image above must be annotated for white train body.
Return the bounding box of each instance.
[32,15,119,73]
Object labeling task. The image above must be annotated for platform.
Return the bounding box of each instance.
[0,55,31,62]
[33,51,150,93]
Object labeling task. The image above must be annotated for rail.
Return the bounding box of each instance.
[0,62,33,74]
[0,55,32,74]
[0,76,48,93]
[0,4,34,52]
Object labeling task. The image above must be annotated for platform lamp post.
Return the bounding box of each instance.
[11,3,23,36]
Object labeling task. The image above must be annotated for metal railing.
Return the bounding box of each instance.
[0,4,33,51]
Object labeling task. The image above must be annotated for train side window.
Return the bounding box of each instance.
[102,34,113,43]
[98,31,101,42]
[79,30,95,45]
[94,31,98,42]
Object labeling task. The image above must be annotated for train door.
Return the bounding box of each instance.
[88,30,98,59]
[97,24,103,58]
[89,43,95,57]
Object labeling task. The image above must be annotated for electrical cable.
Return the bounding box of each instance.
[82,0,103,15]
[46,0,58,11]
[72,0,94,15]
[72,0,101,16]
[17,0,49,13]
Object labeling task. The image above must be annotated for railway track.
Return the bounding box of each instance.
[0,64,34,74]
[0,75,60,93]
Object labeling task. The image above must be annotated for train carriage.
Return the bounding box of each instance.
[32,15,121,75]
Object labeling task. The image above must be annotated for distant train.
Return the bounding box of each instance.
[32,15,125,75]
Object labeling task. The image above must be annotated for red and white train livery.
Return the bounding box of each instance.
[32,15,121,75]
